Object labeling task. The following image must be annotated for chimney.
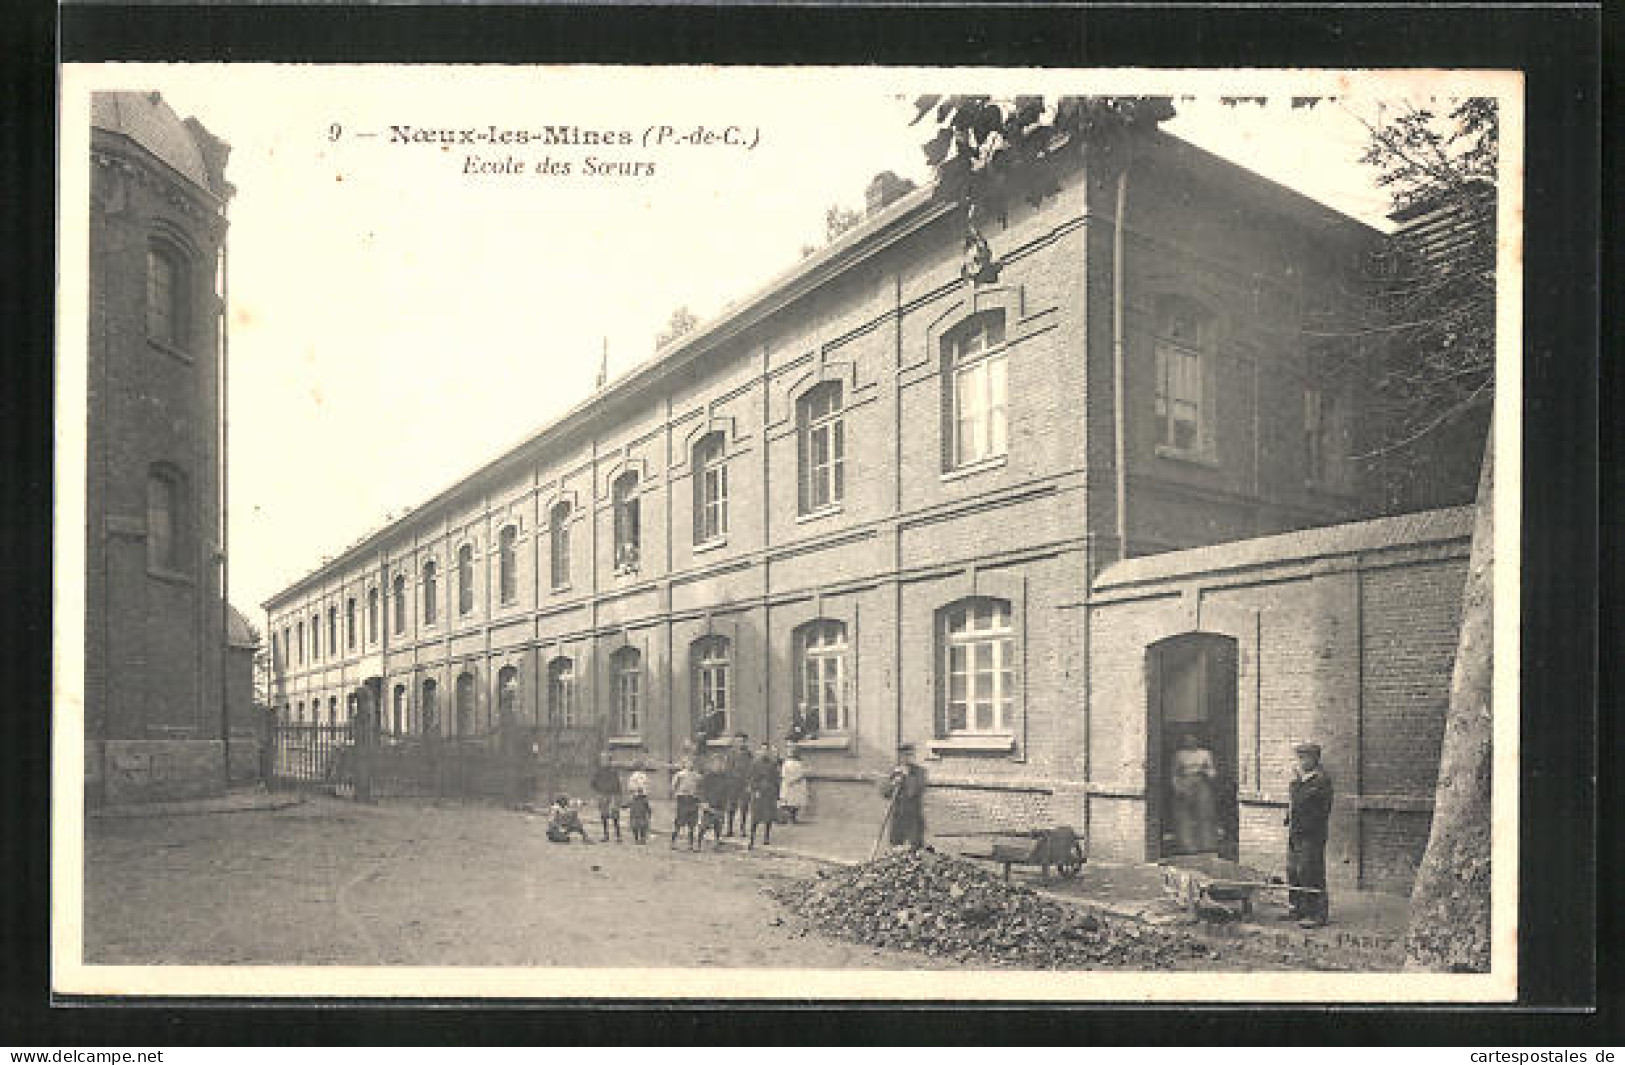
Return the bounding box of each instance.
[864,170,917,218]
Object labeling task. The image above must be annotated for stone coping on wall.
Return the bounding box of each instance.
[1093,505,1476,593]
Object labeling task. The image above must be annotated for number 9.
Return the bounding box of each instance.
[327,123,342,143]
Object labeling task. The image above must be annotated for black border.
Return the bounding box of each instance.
[3,0,1605,1045]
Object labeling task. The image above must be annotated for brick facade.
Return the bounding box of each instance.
[264,131,1469,893]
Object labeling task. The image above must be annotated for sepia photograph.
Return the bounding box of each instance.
[53,64,1522,1002]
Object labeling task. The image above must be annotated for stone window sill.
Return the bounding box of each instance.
[704,737,737,749]
[607,736,644,749]
[551,583,572,594]
[795,504,844,525]
[693,537,729,555]
[1155,444,1219,469]
[791,735,851,750]
[940,455,1007,483]
[928,734,1016,755]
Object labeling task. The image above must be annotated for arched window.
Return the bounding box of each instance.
[944,310,1008,469]
[692,432,729,544]
[420,678,439,734]
[271,632,281,670]
[296,621,306,665]
[498,525,518,605]
[454,671,476,736]
[797,382,845,514]
[367,587,379,644]
[941,597,1016,735]
[311,613,320,661]
[612,472,641,573]
[391,683,406,736]
[423,560,438,625]
[691,635,731,739]
[1153,296,1212,457]
[327,696,338,726]
[497,665,520,723]
[392,574,407,635]
[146,243,186,349]
[296,699,304,722]
[346,597,357,650]
[327,607,338,656]
[282,626,291,668]
[611,646,642,736]
[457,544,475,614]
[145,465,184,573]
[795,619,850,734]
[549,503,571,589]
[547,656,577,728]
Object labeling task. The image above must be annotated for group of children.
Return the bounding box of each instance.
[545,733,808,853]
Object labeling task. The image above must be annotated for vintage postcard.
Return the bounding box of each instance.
[53,63,1522,1001]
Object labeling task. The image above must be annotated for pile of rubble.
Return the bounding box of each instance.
[772,848,1216,969]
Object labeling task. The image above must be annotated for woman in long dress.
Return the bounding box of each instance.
[778,744,809,823]
[1169,732,1218,854]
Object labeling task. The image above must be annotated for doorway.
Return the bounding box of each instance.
[1146,633,1239,861]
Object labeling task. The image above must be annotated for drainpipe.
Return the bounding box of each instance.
[1111,156,1131,564]
[218,208,232,787]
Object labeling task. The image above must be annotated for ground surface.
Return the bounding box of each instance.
[84,795,1400,971]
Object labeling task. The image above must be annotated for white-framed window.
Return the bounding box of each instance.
[612,472,641,573]
[146,243,186,349]
[423,561,438,625]
[392,574,407,635]
[457,544,475,615]
[498,525,518,604]
[547,656,577,728]
[691,635,731,736]
[550,503,572,589]
[795,619,850,733]
[943,597,1016,735]
[798,382,845,513]
[612,646,642,735]
[1153,297,1211,455]
[946,311,1009,468]
[693,433,729,544]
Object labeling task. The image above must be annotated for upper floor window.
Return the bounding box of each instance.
[795,619,850,734]
[423,561,438,625]
[144,465,184,574]
[612,646,642,736]
[1153,297,1212,456]
[550,503,572,589]
[547,656,578,728]
[367,587,379,644]
[798,382,845,514]
[346,597,357,650]
[691,635,731,740]
[457,545,475,615]
[942,596,1016,736]
[282,626,291,668]
[612,472,641,573]
[327,607,337,655]
[497,525,518,604]
[392,574,407,635]
[1304,347,1355,493]
[270,632,280,670]
[311,613,320,660]
[296,621,305,665]
[946,311,1008,468]
[693,432,729,544]
[146,244,186,349]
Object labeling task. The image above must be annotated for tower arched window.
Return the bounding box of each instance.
[145,243,187,349]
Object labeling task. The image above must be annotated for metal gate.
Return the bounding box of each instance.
[268,721,357,792]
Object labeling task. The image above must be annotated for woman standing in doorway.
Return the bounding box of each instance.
[1169,731,1219,854]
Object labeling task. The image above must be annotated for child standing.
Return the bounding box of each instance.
[670,758,701,849]
[589,751,623,842]
[626,760,653,844]
[697,754,732,851]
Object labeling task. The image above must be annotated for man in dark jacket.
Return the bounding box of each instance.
[723,732,754,837]
[882,743,928,849]
[1284,740,1333,927]
[746,742,782,849]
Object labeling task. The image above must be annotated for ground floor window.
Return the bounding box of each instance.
[795,619,849,734]
[548,657,578,728]
[691,635,731,740]
[612,647,642,736]
[943,597,1016,735]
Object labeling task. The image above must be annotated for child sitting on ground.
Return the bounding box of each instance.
[627,761,653,845]
[545,795,592,844]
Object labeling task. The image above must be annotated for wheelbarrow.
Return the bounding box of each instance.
[946,825,1085,882]
[1159,854,1323,919]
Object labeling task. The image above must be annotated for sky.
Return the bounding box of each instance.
[65,65,1457,622]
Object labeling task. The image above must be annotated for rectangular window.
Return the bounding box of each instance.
[1155,341,1203,452]
[700,463,728,542]
[615,663,641,735]
[346,598,357,650]
[944,600,1015,735]
[800,385,846,513]
[145,472,177,572]
[614,478,641,572]
[953,351,1007,466]
[146,249,179,347]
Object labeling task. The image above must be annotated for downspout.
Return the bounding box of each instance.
[1111,156,1131,564]
[217,204,232,788]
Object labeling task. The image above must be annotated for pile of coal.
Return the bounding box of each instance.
[771,848,1216,969]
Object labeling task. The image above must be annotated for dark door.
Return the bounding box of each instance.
[1147,633,1239,861]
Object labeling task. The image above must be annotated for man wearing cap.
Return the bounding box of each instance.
[881,743,928,849]
[1284,741,1333,927]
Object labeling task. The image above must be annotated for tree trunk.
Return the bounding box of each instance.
[1404,419,1494,971]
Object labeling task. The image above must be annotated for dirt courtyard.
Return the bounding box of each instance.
[83,795,1389,972]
